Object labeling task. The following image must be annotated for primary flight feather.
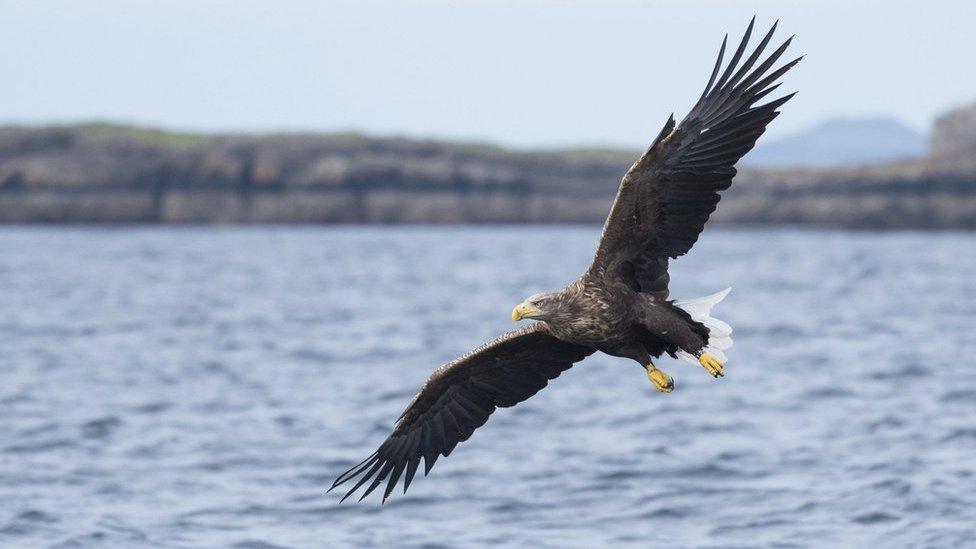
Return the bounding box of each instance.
[331,18,800,503]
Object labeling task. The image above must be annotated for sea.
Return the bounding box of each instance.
[1,226,974,548]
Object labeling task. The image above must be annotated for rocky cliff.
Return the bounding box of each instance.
[931,101,976,157]
[0,121,974,228]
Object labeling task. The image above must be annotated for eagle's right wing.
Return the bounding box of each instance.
[330,323,594,503]
[589,18,800,297]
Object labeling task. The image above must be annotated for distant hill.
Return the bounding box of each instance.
[745,117,927,167]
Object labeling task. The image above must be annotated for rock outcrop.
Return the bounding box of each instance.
[0,121,974,228]
[931,101,976,157]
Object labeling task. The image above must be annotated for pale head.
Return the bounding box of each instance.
[511,291,562,322]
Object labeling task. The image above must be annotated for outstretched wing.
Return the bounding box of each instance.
[330,323,594,503]
[589,18,800,297]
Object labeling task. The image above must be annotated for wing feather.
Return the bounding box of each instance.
[402,456,421,494]
[589,19,800,296]
[330,323,594,502]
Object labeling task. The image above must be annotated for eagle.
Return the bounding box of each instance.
[331,18,800,503]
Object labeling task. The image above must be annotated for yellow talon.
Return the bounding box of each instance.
[646,365,674,393]
[699,353,725,378]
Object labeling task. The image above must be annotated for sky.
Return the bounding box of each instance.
[1,0,974,148]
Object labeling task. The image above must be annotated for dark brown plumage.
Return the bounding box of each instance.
[331,17,799,503]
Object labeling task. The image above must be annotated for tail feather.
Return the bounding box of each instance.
[674,287,733,366]
[673,287,731,320]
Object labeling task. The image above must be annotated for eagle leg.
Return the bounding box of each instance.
[698,353,725,378]
[608,342,674,394]
[646,363,674,393]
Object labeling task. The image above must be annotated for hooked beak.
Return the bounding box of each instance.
[511,301,542,322]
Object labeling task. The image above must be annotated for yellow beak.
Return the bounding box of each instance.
[511,301,542,322]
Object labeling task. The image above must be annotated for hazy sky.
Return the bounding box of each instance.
[2,0,974,148]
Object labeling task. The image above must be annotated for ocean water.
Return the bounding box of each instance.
[1,226,975,548]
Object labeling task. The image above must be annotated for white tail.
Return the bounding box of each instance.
[674,287,733,366]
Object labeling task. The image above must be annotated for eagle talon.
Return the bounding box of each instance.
[646,366,674,393]
[698,353,725,378]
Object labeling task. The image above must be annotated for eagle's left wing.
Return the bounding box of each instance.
[588,18,800,297]
[330,323,594,503]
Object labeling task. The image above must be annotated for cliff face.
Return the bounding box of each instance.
[0,125,632,224]
[0,122,975,228]
[931,101,976,156]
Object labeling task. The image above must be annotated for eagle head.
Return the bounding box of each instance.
[511,292,562,322]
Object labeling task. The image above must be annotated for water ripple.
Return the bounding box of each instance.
[1,227,975,547]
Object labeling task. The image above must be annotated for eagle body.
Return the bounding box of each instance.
[331,18,800,503]
[539,276,708,364]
